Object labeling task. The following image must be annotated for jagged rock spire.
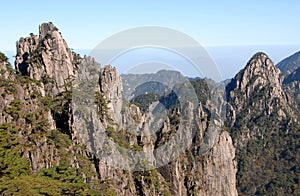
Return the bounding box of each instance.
[15,22,75,95]
[99,65,123,123]
[39,22,59,36]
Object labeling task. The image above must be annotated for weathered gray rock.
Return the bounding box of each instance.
[99,65,123,124]
[15,22,76,96]
[201,131,237,196]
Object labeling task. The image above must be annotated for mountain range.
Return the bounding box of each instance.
[0,22,299,195]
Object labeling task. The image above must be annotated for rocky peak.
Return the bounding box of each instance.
[15,22,75,96]
[225,52,297,139]
[226,52,288,107]
[227,52,284,99]
[39,22,59,36]
[99,65,123,123]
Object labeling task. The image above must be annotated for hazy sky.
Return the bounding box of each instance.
[1,0,300,79]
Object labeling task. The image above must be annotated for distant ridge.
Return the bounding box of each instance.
[276,50,300,74]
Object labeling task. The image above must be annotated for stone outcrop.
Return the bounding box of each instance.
[15,22,76,96]
[201,131,237,196]
[99,65,123,123]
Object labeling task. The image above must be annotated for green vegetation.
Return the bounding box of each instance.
[106,126,130,149]
[0,52,8,63]
[0,70,117,195]
[131,93,160,112]
[3,100,23,120]
[235,124,300,195]
[0,112,115,195]
[106,127,144,151]
[95,91,111,122]
[236,122,299,195]
[0,123,30,179]
[48,129,72,163]
[190,78,210,105]
[0,80,16,95]
[229,85,300,195]
[0,163,113,195]
[133,169,171,195]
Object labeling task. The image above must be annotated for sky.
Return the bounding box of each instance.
[1,0,300,79]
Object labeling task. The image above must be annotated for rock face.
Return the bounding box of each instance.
[201,131,237,195]
[99,65,123,123]
[226,52,300,195]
